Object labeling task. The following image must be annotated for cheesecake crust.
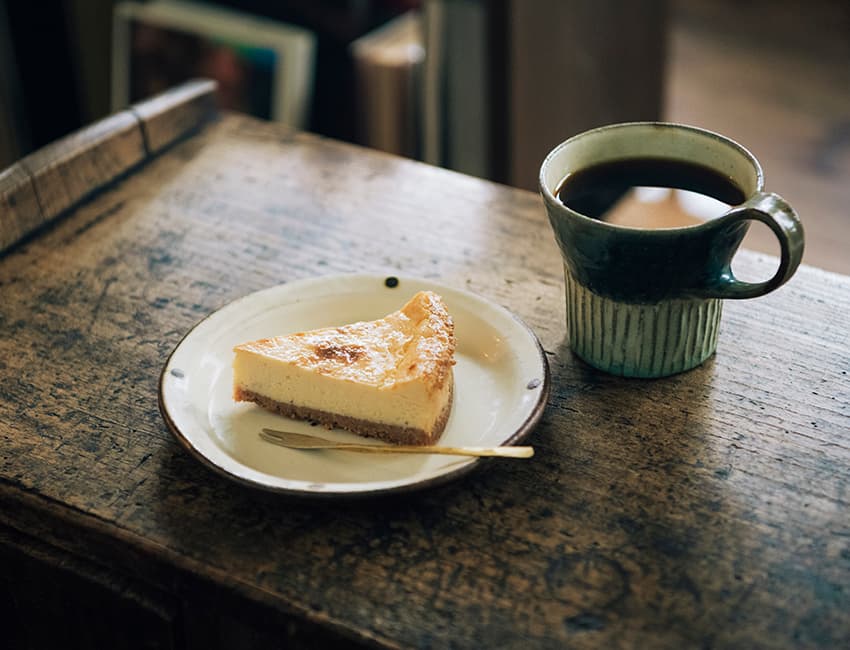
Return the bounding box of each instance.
[235,379,454,446]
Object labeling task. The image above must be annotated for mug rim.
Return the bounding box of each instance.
[539,121,765,233]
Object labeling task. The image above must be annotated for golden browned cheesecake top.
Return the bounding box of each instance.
[233,291,455,391]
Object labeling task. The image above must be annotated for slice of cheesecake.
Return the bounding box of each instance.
[232,291,456,445]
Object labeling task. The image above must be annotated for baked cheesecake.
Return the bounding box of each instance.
[232,291,456,445]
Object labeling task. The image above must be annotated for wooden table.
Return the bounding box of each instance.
[1,82,849,649]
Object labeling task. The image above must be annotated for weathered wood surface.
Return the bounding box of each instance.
[0,79,218,257]
[0,113,848,649]
[130,79,219,155]
[19,109,146,221]
[0,523,180,649]
[0,163,42,254]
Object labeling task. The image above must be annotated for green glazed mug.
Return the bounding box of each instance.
[539,122,805,378]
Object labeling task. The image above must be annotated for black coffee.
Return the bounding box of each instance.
[556,157,746,228]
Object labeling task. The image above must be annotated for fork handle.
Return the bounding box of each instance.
[318,444,534,458]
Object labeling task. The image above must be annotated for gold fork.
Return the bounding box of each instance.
[260,429,534,458]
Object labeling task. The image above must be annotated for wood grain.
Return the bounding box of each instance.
[130,78,219,155]
[18,109,145,220]
[0,113,847,649]
[0,162,42,253]
[0,79,217,257]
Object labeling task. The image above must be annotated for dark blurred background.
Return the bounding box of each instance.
[1,0,848,273]
[0,0,417,155]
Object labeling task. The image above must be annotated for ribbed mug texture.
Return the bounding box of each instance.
[564,268,722,377]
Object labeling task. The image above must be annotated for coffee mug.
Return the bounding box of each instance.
[539,122,804,378]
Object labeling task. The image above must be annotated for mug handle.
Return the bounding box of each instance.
[712,192,804,299]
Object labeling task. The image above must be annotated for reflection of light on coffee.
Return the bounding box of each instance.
[605,187,704,229]
[633,186,671,203]
[675,189,733,221]
[630,187,732,222]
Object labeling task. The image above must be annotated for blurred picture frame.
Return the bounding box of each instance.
[112,0,316,127]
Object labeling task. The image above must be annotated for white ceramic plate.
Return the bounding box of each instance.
[158,274,550,497]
